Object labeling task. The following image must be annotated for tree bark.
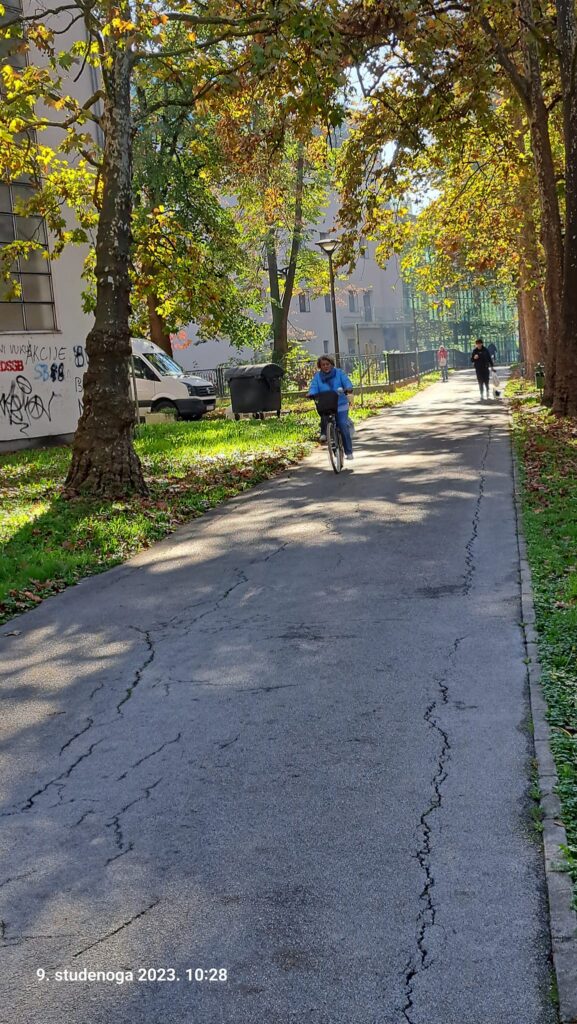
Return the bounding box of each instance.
[266,146,305,368]
[517,291,526,364]
[518,283,547,377]
[266,226,286,364]
[485,2,563,404]
[147,292,172,356]
[510,104,547,377]
[278,144,305,365]
[552,0,577,414]
[517,199,548,376]
[64,49,147,498]
[517,0,563,403]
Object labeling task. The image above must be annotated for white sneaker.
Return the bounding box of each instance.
[319,434,326,442]
[346,454,354,461]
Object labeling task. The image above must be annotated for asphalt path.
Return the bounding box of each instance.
[1,370,556,1024]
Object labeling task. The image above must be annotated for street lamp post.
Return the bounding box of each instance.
[316,236,341,367]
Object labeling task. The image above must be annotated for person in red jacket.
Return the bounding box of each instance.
[437,344,449,382]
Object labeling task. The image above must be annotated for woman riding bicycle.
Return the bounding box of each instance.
[308,356,354,460]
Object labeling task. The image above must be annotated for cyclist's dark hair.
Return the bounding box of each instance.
[317,355,335,368]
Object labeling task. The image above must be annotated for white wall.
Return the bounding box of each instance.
[0,6,95,450]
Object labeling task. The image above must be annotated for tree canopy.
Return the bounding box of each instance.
[3,0,577,497]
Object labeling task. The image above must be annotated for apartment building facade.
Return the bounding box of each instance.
[0,0,94,450]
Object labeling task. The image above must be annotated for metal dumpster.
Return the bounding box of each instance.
[225,363,284,419]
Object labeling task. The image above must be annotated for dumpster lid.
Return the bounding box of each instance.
[224,362,284,382]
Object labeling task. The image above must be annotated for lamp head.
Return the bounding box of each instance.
[316,236,340,257]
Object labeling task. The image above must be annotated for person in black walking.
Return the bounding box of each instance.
[471,337,494,401]
[487,341,498,364]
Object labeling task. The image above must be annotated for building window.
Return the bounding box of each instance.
[348,290,358,313]
[324,293,332,313]
[1,4,56,333]
[347,337,356,355]
[0,182,56,332]
[0,0,26,70]
[322,339,329,354]
[298,292,310,313]
[363,290,372,322]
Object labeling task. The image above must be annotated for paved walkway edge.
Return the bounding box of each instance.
[510,424,577,1024]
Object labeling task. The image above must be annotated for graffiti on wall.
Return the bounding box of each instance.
[0,341,86,437]
[0,375,58,433]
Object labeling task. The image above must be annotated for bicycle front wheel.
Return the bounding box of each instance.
[327,420,343,473]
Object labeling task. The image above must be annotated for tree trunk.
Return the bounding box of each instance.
[517,208,548,376]
[518,0,563,404]
[147,292,172,356]
[266,227,287,364]
[552,0,577,415]
[511,104,547,378]
[518,284,547,378]
[517,291,526,364]
[278,145,305,365]
[488,2,563,403]
[64,50,146,498]
[526,100,563,404]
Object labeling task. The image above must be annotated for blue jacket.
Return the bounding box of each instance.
[308,367,353,411]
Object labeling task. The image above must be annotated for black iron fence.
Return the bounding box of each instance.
[193,367,227,396]
[190,345,519,398]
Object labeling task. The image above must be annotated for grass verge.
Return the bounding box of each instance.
[507,378,577,900]
[0,372,439,623]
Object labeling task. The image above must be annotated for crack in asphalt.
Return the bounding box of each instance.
[59,717,94,756]
[1,930,73,947]
[116,733,182,781]
[157,546,285,635]
[73,808,95,828]
[71,900,161,958]
[1,740,105,818]
[463,427,492,596]
[105,842,134,867]
[401,636,466,1024]
[164,568,249,634]
[218,733,240,750]
[0,870,36,890]
[250,541,288,564]
[106,777,163,851]
[116,629,156,714]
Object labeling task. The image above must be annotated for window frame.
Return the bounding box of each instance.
[0,4,57,334]
[0,183,56,332]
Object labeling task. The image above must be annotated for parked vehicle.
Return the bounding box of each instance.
[130,339,217,420]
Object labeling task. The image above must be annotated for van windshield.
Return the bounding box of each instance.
[145,352,184,377]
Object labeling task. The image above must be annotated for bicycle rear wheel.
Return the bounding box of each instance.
[327,419,343,473]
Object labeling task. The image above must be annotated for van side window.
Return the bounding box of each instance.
[132,356,157,381]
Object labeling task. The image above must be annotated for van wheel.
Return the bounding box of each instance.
[153,401,179,419]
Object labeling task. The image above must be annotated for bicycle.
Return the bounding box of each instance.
[313,389,346,473]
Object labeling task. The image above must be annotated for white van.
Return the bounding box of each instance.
[130,339,217,420]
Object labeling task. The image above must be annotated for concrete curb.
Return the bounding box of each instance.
[510,424,577,1024]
